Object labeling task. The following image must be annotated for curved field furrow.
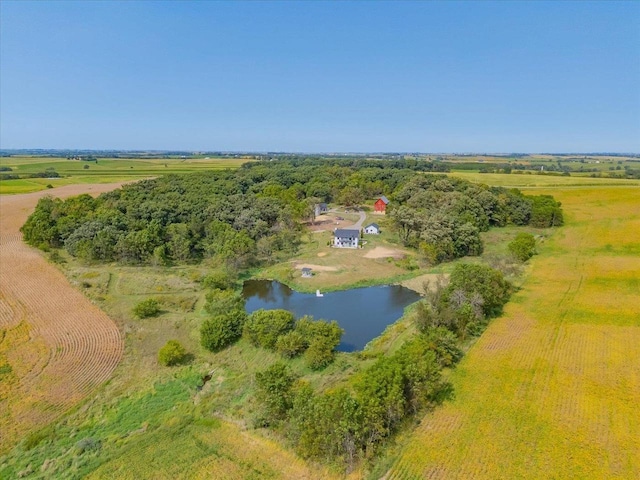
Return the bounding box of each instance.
[0,183,128,451]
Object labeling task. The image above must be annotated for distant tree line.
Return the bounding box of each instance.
[1,167,61,181]
[20,159,439,266]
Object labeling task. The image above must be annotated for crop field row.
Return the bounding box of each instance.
[388,184,640,479]
[0,156,250,194]
[448,171,640,188]
[0,184,127,452]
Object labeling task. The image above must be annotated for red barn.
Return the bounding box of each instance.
[374,195,389,213]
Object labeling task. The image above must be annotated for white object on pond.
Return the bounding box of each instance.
[316,289,324,297]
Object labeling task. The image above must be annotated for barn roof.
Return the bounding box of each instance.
[378,195,390,204]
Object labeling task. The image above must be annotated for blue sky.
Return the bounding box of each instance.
[1,1,638,152]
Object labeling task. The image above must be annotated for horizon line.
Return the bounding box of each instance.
[2,149,639,156]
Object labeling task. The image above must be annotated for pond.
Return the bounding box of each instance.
[242,280,421,352]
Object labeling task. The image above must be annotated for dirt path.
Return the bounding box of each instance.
[0,183,128,451]
[350,209,366,229]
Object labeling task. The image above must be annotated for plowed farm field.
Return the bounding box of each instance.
[388,185,640,479]
[0,183,126,451]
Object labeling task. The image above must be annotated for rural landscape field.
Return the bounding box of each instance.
[388,180,640,479]
[2,1,638,478]
[0,156,250,194]
[0,154,638,479]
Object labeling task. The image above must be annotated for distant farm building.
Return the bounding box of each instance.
[301,267,313,278]
[364,223,380,235]
[374,196,389,213]
[333,228,360,249]
[314,203,329,216]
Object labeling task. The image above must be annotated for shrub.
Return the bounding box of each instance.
[445,263,511,317]
[158,340,187,366]
[243,309,295,349]
[294,317,343,369]
[204,288,244,317]
[275,330,306,358]
[304,337,337,370]
[528,195,563,227]
[74,437,101,455]
[295,316,343,347]
[132,298,160,318]
[202,270,236,290]
[423,327,463,367]
[200,310,247,352]
[255,362,297,422]
[508,232,536,262]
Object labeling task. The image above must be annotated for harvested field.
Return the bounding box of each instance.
[0,183,126,451]
[388,185,640,479]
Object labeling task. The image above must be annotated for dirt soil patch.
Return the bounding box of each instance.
[400,273,449,294]
[293,263,339,272]
[363,246,405,259]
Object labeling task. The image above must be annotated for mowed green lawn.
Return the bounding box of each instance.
[0,157,250,194]
[389,182,640,479]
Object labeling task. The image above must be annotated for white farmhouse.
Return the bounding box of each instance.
[333,228,360,248]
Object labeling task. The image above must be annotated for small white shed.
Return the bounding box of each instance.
[364,223,380,235]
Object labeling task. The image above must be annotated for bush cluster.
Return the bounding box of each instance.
[252,262,513,467]
[415,263,511,341]
[508,233,537,262]
[243,310,343,370]
[132,298,160,318]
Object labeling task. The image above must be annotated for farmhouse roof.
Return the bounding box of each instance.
[378,195,390,204]
[334,228,360,237]
[301,267,312,273]
[365,223,379,229]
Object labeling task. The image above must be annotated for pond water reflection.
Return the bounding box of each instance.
[242,280,421,352]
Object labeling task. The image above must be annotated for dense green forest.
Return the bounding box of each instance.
[21,158,562,268]
[389,174,563,264]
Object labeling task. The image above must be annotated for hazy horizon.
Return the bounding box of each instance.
[2,148,639,156]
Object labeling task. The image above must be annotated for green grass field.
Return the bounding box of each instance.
[0,157,250,194]
[388,182,640,479]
